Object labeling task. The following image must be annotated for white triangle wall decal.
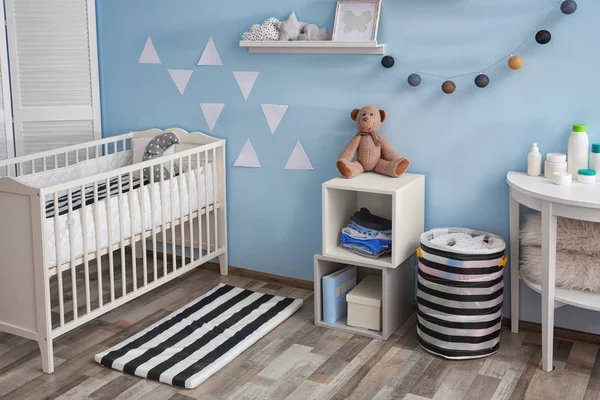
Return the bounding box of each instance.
[138,37,161,64]
[168,69,193,95]
[234,139,261,168]
[198,37,223,66]
[233,72,259,100]
[261,104,288,135]
[285,140,314,170]
[200,103,225,132]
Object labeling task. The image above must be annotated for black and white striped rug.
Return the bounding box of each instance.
[95,284,303,388]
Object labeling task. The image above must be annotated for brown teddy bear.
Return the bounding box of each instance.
[336,106,410,179]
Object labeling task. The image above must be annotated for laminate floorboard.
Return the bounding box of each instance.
[0,263,596,400]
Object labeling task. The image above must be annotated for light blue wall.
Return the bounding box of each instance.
[96,0,600,333]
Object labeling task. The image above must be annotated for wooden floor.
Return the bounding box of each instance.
[1,267,600,400]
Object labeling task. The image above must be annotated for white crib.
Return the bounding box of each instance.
[0,128,228,374]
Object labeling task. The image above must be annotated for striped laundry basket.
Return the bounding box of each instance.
[416,228,507,360]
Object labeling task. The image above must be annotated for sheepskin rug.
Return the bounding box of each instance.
[520,213,600,293]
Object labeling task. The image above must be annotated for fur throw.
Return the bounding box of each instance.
[520,213,600,293]
[520,246,600,293]
[520,213,600,257]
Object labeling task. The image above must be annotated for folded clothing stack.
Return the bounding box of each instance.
[340,208,392,259]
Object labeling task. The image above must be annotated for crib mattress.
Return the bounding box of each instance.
[44,164,215,267]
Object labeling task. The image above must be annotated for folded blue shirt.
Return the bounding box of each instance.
[340,233,391,253]
[348,222,392,238]
[342,243,390,258]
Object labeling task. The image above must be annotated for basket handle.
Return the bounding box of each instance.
[498,254,509,267]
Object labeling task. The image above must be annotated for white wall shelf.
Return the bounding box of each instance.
[239,41,385,55]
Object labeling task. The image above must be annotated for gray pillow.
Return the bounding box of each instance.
[142,131,180,181]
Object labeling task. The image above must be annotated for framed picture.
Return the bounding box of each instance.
[332,0,382,42]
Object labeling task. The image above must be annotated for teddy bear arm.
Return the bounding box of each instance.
[380,137,401,161]
[338,134,361,161]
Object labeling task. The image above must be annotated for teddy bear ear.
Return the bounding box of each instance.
[351,109,360,121]
[379,109,387,123]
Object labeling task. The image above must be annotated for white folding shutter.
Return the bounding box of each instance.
[5,0,101,157]
[0,0,14,176]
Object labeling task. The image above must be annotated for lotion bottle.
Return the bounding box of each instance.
[527,143,542,176]
[568,124,589,177]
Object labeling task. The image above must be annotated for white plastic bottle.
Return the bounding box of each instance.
[568,124,589,176]
[527,143,542,176]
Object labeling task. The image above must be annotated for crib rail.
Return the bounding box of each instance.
[36,138,226,338]
[0,133,133,178]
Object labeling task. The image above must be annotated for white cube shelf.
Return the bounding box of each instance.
[322,173,425,268]
[314,253,415,340]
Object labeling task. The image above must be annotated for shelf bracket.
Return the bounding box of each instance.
[554,300,565,309]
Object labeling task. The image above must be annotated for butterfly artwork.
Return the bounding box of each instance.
[333,0,381,42]
[343,10,373,33]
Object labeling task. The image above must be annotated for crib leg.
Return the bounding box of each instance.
[218,253,228,276]
[39,336,54,374]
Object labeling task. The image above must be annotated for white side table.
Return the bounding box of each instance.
[508,171,600,372]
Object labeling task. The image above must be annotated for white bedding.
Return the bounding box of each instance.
[423,228,505,255]
[16,153,215,267]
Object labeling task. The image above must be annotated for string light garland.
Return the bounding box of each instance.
[382,0,577,94]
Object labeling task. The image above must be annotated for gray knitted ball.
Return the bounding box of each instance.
[475,74,490,88]
[407,73,422,87]
[561,0,577,14]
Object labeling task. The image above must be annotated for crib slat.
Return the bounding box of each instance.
[150,166,158,282]
[160,164,167,277]
[80,184,91,315]
[179,157,185,266]
[196,153,203,260]
[129,173,137,291]
[170,159,176,273]
[204,150,211,256]
[117,174,126,297]
[212,148,218,251]
[139,168,148,286]
[31,160,35,174]
[53,193,65,327]
[67,189,78,321]
[187,155,194,263]
[106,177,115,302]
[94,181,103,308]
[43,157,47,172]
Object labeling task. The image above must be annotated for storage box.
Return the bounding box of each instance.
[346,275,382,331]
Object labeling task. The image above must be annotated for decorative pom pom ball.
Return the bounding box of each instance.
[535,30,552,45]
[508,56,524,70]
[475,74,490,88]
[442,80,456,94]
[561,0,577,14]
[407,73,422,87]
[381,56,395,68]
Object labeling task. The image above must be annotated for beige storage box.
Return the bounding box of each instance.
[346,275,382,331]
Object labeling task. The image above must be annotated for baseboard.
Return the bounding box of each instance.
[204,263,314,290]
[503,318,600,346]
